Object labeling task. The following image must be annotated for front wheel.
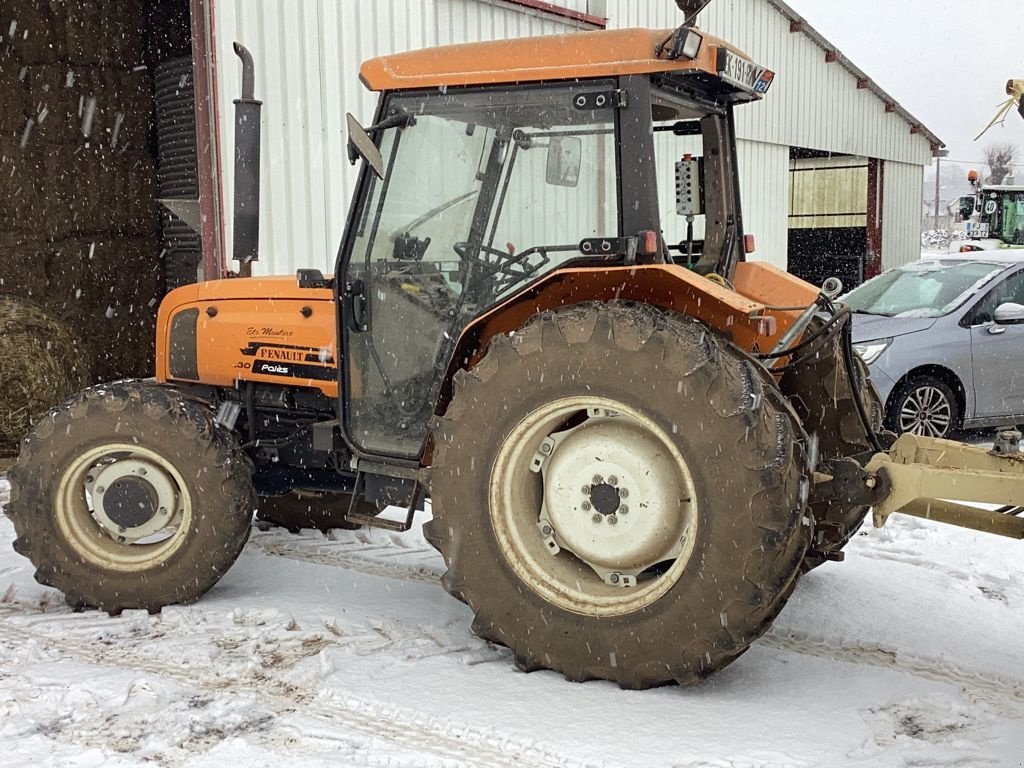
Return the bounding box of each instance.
[426,302,811,688]
[886,375,959,438]
[6,382,256,612]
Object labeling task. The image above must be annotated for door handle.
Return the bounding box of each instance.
[345,279,368,333]
[988,325,1007,336]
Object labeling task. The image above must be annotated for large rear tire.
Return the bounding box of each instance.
[6,381,255,612]
[779,321,883,570]
[426,302,811,688]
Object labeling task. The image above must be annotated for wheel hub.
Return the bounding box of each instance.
[86,458,180,543]
[101,476,159,528]
[532,409,691,588]
[589,482,621,516]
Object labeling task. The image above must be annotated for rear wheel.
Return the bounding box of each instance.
[6,381,255,612]
[427,302,811,688]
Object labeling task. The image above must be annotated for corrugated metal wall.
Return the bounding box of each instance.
[604,0,934,166]
[736,139,790,268]
[882,160,924,269]
[211,0,930,276]
[213,0,576,276]
[605,0,931,269]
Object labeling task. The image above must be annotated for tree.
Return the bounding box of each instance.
[984,142,1018,184]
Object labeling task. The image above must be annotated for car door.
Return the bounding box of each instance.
[968,268,1024,420]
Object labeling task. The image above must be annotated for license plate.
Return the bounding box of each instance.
[718,49,775,95]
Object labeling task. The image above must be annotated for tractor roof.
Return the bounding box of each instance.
[360,27,762,96]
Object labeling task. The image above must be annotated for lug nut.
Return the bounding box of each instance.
[608,515,618,526]
[581,485,592,495]
[592,514,603,524]
[541,525,553,536]
[618,488,629,498]
[593,475,604,485]
[581,501,592,511]
[118,526,126,534]
[608,476,618,486]
[619,505,629,515]
[137,467,147,476]
[95,486,105,494]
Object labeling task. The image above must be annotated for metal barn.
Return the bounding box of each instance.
[206,0,942,286]
[0,0,941,389]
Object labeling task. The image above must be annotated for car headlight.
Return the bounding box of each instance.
[853,339,892,365]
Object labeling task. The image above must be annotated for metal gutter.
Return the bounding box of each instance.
[765,0,945,155]
[483,0,607,28]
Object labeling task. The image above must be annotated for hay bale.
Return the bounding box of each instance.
[0,58,30,142]
[0,1,67,65]
[25,66,152,149]
[0,235,49,300]
[0,140,45,233]
[64,0,146,68]
[0,295,91,454]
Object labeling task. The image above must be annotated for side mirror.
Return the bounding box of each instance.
[546,136,582,188]
[346,113,385,180]
[994,302,1024,324]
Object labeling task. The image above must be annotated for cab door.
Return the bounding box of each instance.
[338,87,620,460]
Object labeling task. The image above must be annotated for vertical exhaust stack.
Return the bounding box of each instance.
[232,43,262,278]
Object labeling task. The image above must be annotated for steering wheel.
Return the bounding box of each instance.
[453,241,543,295]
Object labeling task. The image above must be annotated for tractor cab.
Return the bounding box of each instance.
[958,168,1024,252]
[339,26,778,458]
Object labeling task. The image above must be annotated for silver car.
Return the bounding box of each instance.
[846,253,1024,437]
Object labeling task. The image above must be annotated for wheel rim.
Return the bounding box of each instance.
[490,397,699,617]
[899,385,952,437]
[56,443,193,572]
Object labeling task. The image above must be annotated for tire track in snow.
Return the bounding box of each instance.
[247,527,444,585]
[0,608,592,768]
[248,528,1024,714]
[762,630,1024,719]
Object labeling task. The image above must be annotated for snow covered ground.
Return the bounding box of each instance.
[2,476,1023,768]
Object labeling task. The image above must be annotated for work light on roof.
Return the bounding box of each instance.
[666,27,704,60]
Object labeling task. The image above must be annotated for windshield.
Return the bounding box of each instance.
[843,260,1006,318]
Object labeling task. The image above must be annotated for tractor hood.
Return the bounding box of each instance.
[850,313,936,344]
[161,276,334,312]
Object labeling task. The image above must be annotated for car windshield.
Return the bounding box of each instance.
[843,260,1006,318]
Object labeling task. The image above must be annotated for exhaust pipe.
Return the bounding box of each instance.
[232,43,262,278]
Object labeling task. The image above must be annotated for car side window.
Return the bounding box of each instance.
[968,270,1024,325]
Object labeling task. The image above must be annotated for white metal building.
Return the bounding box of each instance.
[201,0,942,283]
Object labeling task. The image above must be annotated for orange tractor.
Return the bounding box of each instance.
[9,9,1024,689]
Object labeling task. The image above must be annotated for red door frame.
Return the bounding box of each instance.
[865,158,884,280]
[190,0,227,280]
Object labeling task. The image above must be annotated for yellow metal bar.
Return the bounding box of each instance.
[864,434,1024,538]
[899,500,1024,540]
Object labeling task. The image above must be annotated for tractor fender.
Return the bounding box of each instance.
[436,261,817,416]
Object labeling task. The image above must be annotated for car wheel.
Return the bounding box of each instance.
[887,376,959,438]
